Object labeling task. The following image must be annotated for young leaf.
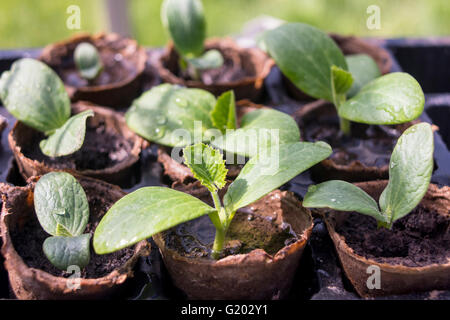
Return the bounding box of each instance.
[0,58,70,134]
[43,234,91,271]
[34,172,89,237]
[210,90,237,133]
[74,42,103,80]
[224,141,332,213]
[379,123,434,223]
[346,54,381,98]
[303,180,386,222]
[39,110,94,157]
[210,108,300,157]
[161,0,206,57]
[263,22,347,102]
[183,143,227,192]
[187,49,224,70]
[126,84,216,147]
[93,187,215,254]
[338,72,425,125]
[331,65,353,107]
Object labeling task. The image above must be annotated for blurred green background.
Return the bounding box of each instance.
[1,0,449,48]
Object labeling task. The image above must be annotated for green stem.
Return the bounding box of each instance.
[210,191,228,259]
[212,227,225,259]
[339,117,351,135]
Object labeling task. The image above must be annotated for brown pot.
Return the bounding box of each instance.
[0,175,151,299]
[324,180,450,298]
[153,189,313,300]
[284,33,392,101]
[157,100,265,184]
[39,32,147,108]
[294,100,417,182]
[155,38,274,101]
[8,102,146,187]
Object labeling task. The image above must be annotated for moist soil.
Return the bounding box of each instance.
[163,209,298,259]
[10,186,135,279]
[21,123,132,171]
[336,205,449,267]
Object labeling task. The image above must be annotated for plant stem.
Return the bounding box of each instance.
[212,227,225,259]
[210,191,228,259]
[339,117,351,135]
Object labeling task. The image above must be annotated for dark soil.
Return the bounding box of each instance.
[10,186,135,279]
[336,205,450,267]
[22,123,132,171]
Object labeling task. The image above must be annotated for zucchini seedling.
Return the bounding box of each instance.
[34,172,91,270]
[303,122,434,228]
[0,58,94,157]
[74,42,103,81]
[126,83,300,158]
[161,0,224,80]
[93,141,332,258]
[262,23,425,135]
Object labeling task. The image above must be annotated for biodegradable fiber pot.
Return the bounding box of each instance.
[284,34,392,101]
[155,38,274,101]
[39,32,147,108]
[153,189,314,300]
[325,180,450,298]
[0,176,151,300]
[8,102,146,187]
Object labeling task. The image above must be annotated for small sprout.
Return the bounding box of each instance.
[74,42,103,81]
[303,122,434,229]
[263,22,425,135]
[34,172,91,270]
[161,0,224,80]
[93,141,332,259]
[0,58,93,157]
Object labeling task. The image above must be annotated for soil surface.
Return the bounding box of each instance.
[336,205,450,267]
[21,123,132,171]
[164,209,297,259]
[10,186,135,279]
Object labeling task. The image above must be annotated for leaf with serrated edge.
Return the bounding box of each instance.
[303,180,386,222]
[74,42,103,80]
[183,143,227,192]
[43,234,91,270]
[224,141,332,213]
[210,90,236,133]
[34,172,89,237]
[379,123,433,223]
[187,49,224,70]
[338,72,425,125]
[0,58,70,133]
[93,187,215,254]
[210,108,300,157]
[40,110,94,157]
[346,54,381,98]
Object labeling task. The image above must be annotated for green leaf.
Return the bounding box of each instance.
[74,42,103,80]
[338,72,425,125]
[93,187,215,254]
[303,180,386,222]
[263,22,347,102]
[210,108,300,158]
[161,0,206,57]
[187,49,224,70]
[379,123,434,223]
[346,54,381,98]
[331,65,353,96]
[0,58,70,134]
[43,234,91,271]
[34,172,89,237]
[126,84,216,147]
[210,90,236,134]
[39,110,94,157]
[183,143,227,192]
[55,223,73,237]
[224,141,332,213]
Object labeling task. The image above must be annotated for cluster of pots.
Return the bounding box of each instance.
[0,31,448,300]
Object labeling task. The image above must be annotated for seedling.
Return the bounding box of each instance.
[161,0,224,80]
[74,42,103,81]
[303,122,434,229]
[0,58,94,157]
[34,172,91,270]
[93,141,332,258]
[126,84,300,158]
[262,23,425,135]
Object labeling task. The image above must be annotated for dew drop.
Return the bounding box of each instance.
[331,198,336,202]
[156,115,167,125]
[390,162,396,169]
[175,97,188,108]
